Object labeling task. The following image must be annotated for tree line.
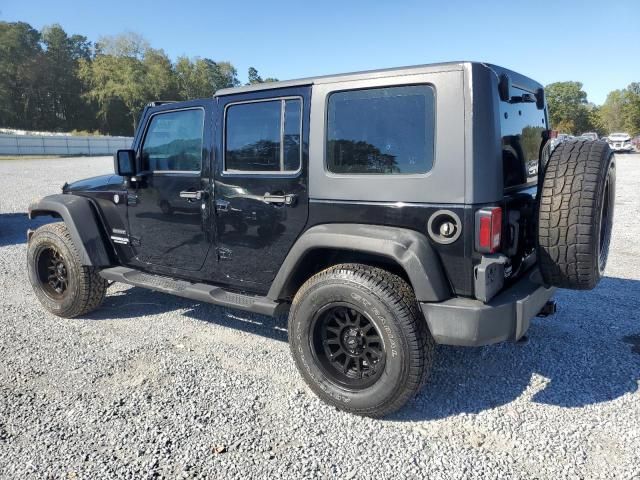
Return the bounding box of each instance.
[546,81,640,136]
[0,21,277,136]
[1,20,638,137]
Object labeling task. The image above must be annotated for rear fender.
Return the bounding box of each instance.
[268,224,451,302]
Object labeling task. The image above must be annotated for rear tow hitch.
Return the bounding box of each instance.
[536,300,557,318]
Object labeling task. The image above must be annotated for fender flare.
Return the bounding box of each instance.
[28,194,111,266]
[267,224,451,302]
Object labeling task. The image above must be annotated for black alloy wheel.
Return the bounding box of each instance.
[36,246,69,299]
[311,303,386,390]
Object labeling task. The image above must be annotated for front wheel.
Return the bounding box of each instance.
[27,222,108,318]
[288,264,434,417]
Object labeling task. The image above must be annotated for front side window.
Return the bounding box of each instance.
[225,98,302,173]
[326,85,435,175]
[141,109,204,172]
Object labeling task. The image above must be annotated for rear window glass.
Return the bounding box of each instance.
[326,85,435,175]
[500,91,546,188]
[225,98,302,173]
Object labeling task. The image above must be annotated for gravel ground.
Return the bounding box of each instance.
[0,155,639,479]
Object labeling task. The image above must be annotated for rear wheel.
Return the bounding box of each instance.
[288,264,434,417]
[537,139,615,289]
[27,223,108,318]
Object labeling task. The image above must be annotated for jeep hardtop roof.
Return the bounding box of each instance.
[214,61,543,97]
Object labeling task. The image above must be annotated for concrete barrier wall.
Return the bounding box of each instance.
[0,134,133,156]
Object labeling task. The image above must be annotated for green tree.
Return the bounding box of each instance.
[625,83,640,136]
[40,24,95,131]
[175,57,239,99]
[247,66,278,85]
[81,33,177,134]
[0,21,43,129]
[545,81,592,134]
[212,61,240,90]
[599,90,626,133]
[144,47,178,101]
[598,84,640,136]
[0,22,258,135]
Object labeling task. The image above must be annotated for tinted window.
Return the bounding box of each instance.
[225,99,301,172]
[500,91,546,188]
[142,109,204,172]
[283,99,301,171]
[327,85,434,175]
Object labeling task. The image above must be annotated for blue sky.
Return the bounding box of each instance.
[2,0,638,104]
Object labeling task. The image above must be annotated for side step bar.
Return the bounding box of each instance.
[99,266,286,317]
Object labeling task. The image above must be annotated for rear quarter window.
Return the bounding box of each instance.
[500,91,547,189]
[326,85,435,175]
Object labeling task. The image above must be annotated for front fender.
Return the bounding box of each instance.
[268,224,451,302]
[28,194,111,266]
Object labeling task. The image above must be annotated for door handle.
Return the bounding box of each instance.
[215,199,229,212]
[180,190,205,201]
[263,193,297,206]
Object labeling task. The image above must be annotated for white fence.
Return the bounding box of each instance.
[0,134,133,156]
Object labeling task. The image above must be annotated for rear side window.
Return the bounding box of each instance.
[500,90,546,188]
[326,85,435,175]
[225,98,302,173]
[142,109,204,172]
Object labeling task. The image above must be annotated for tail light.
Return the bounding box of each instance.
[475,207,502,253]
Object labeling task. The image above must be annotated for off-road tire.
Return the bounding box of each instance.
[538,139,615,289]
[27,222,108,318]
[288,263,435,417]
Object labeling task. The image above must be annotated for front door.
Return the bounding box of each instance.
[127,101,214,273]
[214,87,310,289]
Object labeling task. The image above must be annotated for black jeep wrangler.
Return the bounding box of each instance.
[27,62,615,417]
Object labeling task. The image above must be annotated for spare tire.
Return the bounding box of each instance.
[537,139,615,290]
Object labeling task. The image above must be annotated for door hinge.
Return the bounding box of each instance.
[216,247,232,260]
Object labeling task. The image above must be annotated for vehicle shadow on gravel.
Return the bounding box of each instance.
[90,286,289,342]
[92,277,640,421]
[0,213,54,247]
[394,276,640,421]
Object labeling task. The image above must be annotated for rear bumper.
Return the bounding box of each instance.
[420,269,555,346]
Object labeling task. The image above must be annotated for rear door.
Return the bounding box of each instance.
[214,86,310,289]
[127,100,215,273]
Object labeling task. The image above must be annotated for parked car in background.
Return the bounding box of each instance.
[549,133,572,151]
[580,132,599,141]
[631,136,640,152]
[607,132,634,153]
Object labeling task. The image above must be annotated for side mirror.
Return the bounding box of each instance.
[114,149,136,177]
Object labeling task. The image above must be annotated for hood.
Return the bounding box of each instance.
[63,174,123,193]
[609,133,631,141]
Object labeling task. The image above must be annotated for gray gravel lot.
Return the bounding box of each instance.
[1,155,639,479]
